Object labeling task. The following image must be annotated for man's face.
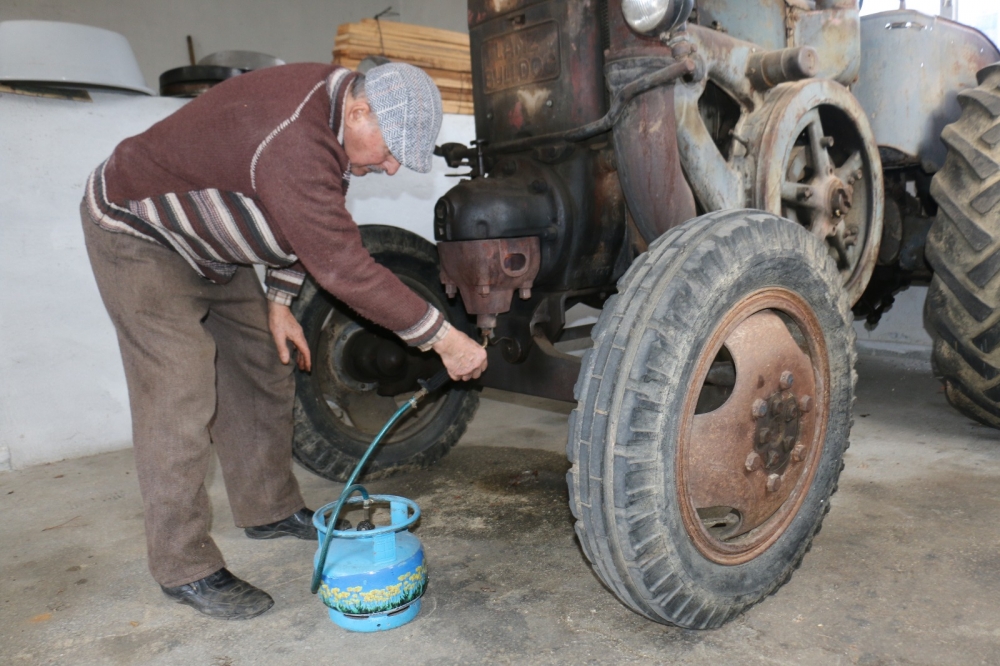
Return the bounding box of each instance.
[343,98,401,177]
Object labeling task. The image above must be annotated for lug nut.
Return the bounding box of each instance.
[780,371,794,390]
[792,443,807,462]
[752,398,768,418]
[798,394,813,413]
[758,427,771,445]
[767,473,782,492]
[745,451,761,472]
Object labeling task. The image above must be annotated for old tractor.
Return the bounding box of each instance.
[291,0,1000,628]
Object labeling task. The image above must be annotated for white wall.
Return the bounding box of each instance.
[0,0,468,93]
[0,85,474,471]
[0,92,187,471]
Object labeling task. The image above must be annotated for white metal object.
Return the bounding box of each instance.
[198,51,285,71]
[0,20,152,95]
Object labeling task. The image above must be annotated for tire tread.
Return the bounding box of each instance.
[926,64,1000,428]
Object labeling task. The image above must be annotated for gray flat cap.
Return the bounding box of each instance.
[366,62,443,174]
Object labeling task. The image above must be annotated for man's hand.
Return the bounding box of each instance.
[432,326,488,382]
[268,301,311,372]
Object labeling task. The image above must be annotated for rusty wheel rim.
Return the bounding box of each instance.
[676,288,830,565]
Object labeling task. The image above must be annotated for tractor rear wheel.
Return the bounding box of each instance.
[925,63,1000,429]
[291,225,479,482]
[567,210,855,628]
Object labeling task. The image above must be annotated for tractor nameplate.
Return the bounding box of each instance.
[482,21,560,94]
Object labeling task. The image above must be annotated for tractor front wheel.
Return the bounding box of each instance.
[567,210,856,628]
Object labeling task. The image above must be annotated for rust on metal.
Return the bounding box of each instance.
[438,236,541,333]
[754,384,803,475]
[469,0,605,145]
[481,20,560,93]
[676,289,831,566]
[609,64,697,241]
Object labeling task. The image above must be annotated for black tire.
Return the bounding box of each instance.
[567,210,856,629]
[925,63,1000,428]
[292,225,479,481]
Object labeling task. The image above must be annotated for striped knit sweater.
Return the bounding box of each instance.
[84,63,448,350]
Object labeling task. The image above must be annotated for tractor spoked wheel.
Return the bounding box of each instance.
[746,79,884,306]
[567,210,856,629]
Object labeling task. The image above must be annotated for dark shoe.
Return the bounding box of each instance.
[161,568,273,620]
[245,508,351,540]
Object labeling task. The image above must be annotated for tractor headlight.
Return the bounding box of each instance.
[621,0,693,36]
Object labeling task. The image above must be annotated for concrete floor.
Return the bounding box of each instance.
[3,349,1000,665]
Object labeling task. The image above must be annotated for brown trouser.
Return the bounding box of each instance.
[81,205,305,588]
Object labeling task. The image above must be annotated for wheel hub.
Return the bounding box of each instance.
[748,373,814,478]
[340,327,435,396]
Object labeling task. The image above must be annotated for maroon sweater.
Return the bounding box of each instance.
[85,63,446,349]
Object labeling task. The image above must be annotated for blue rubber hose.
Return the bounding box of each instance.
[311,369,450,594]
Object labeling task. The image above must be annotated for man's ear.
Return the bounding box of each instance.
[344,97,373,129]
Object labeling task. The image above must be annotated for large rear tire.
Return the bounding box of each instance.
[291,226,479,482]
[567,210,855,628]
[925,63,1000,428]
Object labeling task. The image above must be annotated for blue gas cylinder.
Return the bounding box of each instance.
[313,495,426,632]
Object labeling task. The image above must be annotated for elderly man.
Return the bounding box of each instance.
[81,62,487,620]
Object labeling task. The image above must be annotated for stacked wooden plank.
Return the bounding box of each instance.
[333,18,473,115]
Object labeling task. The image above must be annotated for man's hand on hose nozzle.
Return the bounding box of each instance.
[432,326,488,382]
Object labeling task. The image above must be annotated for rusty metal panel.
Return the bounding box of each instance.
[853,9,1000,171]
[469,0,606,144]
[608,59,697,240]
[438,236,541,318]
